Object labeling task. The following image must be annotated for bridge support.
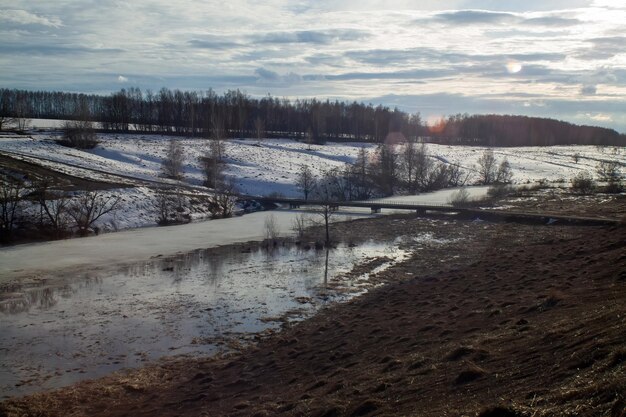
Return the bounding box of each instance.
[329,204,339,212]
[371,207,381,214]
[289,203,300,209]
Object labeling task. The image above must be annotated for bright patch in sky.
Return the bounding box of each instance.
[0,0,625,132]
[506,61,523,74]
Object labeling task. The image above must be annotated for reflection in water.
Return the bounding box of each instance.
[0,240,407,398]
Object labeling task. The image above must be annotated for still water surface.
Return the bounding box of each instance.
[0,240,407,398]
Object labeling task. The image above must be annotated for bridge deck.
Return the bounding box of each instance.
[246,196,620,226]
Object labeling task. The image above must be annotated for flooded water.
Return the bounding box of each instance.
[0,240,407,398]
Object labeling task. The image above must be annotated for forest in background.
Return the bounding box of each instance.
[1,87,624,146]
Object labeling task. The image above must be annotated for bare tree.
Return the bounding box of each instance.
[33,178,70,236]
[371,144,399,196]
[596,160,622,183]
[291,213,309,239]
[254,116,264,144]
[305,127,314,150]
[67,190,121,236]
[58,99,98,149]
[495,159,513,184]
[0,175,25,241]
[264,213,279,241]
[316,204,335,247]
[155,188,174,225]
[155,187,189,225]
[161,139,185,180]
[476,149,498,185]
[296,165,316,201]
[209,180,237,218]
[200,144,225,189]
[347,147,373,200]
[597,160,623,193]
[59,120,98,149]
[14,96,30,131]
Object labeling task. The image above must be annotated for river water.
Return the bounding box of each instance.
[0,240,408,398]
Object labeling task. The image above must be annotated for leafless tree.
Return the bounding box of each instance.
[58,99,98,149]
[161,139,185,180]
[291,213,310,239]
[0,175,25,241]
[67,190,121,236]
[200,145,224,189]
[264,213,279,241]
[33,178,70,236]
[305,127,314,150]
[597,160,623,193]
[296,164,316,201]
[209,180,237,218]
[476,149,498,185]
[495,159,513,184]
[155,188,174,225]
[254,116,264,144]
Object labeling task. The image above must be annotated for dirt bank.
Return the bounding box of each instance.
[1,217,625,417]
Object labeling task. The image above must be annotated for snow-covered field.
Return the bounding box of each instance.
[2,131,623,196]
[0,130,624,232]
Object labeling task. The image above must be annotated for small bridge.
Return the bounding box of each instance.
[251,197,453,214]
[246,196,620,226]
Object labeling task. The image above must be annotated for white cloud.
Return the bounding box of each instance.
[0,0,625,131]
[0,9,62,28]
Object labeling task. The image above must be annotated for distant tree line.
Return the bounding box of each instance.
[1,87,624,146]
[427,113,624,146]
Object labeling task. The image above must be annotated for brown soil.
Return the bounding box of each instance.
[496,187,626,221]
[1,216,625,417]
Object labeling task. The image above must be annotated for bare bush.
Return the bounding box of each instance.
[209,180,237,218]
[487,184,515,199]
[571,171,596,194]
[495,159,513,184]
[161,139,185,180]
[0,175,25,242]
[33,178,71,237]
[67,190,122,236]
[448,187,471,208]
[291,213,310,238]
[58,120,98,149]
[596,160,623,193]
[264,214,279,241]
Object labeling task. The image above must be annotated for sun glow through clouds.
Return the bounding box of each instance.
[506,61,523,74]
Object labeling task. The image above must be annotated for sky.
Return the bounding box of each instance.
[1,0,625,132]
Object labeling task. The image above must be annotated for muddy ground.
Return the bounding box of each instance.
[1,200,625,416]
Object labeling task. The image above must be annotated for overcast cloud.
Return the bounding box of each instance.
[0,0,625,131]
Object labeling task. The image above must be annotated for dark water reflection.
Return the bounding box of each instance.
[0,241,406,398]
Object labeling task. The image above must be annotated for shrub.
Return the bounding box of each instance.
[487,184,515,199]
[57,120,98,149]
[571,171,596,194]
[448,187,471,207]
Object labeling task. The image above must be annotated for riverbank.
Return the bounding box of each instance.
[2,214,624,416]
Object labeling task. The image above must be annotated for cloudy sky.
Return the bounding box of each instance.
[1,0,625,131]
